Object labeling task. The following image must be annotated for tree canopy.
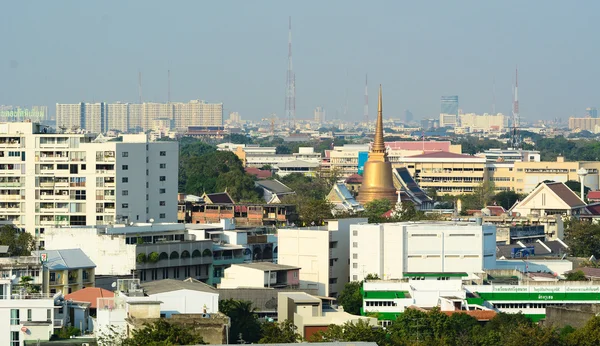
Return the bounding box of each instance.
[219,299,262,343]
[564,218,600,258]
[0,225,35,256]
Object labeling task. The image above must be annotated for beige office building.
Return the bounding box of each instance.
[173,100,223,130]
[459,113,508,132]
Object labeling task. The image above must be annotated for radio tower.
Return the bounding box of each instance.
[364,74,369,127]
[285,16,296,130]
[512,67,520,149]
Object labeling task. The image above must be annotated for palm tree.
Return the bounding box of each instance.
[219,299,261,343]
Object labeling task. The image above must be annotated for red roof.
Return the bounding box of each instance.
[441,310,497,321]
[65,287,114,309]
[385,141,451,151]
[485,206,506,216]
[245,167,272,179]
[407,151,479,159]
[345,174,363,184]
[588,191,600,200]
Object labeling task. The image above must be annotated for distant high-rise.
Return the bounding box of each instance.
[314,106,325,123]
[586,107,598,118]
[404,109,413,124]
[441,96,459,116]
[57,100,223,133]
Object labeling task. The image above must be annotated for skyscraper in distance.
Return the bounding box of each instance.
[404,109,413,124]
[441,96,459,116]
[586,107,598,118]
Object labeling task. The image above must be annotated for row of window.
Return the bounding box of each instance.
[365,301,398,307]
[121,163,167,170]
[122,151,167,157]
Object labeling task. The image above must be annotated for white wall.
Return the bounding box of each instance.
[0,298,55,346]
[44,228,135,275]
[350,222,497,282]
[219,266,264,289]
[147,289,219,317]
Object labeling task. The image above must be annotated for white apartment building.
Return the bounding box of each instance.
[277,218,367,298]
[0,122,178,244]
[235,145,321,168]
[55,103,82,131]
[349,222,497,282]
[0,279,58,346]
[106,102,129,133]
[458,113,508,133]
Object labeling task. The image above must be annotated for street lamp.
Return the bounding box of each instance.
[577,168,588,201]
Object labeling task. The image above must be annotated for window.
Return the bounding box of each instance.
[293,271,298,278]
[47,309,51,321]
[122,190,128,196]
[160,163,166,169]
[159,188,166,194]
[353,230,358,236]
[122,165,128,170]
[353,263,358,268]
[122,152,129,157]
[10,309,19,325]
[160,151,166,156]
[353,275,358,281]
[352,242,358,248]
[27,309,31,321]
[122,177,128,183]
[353,253,358,259]
[160,213,166,219]
[122,203,129,209]
[159,176,166,182]
[11,331,19,346]
[159,201,165,206]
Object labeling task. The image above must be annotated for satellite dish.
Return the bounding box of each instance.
[149,218,155,223]
[129,222,134,226]
[11,274,16,280]
[111,282,117,288]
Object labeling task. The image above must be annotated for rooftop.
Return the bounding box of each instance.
[255,179,294,194]
[545,182,586,208]
[233,262,300,272]
[280,292,321,304]
[141,278,217,295]
[407,151,482,160]
[203,192,235,204]
[65,287,115,309]
[275,160,320,168]
[32,249,95,270]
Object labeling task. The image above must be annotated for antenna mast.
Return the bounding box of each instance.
[512,67,520,149]
[285,16,296,131]
[364,74,369,126]
[167,69,171,104]
[138,71,142,104]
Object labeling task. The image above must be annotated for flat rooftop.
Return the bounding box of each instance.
[234,262,300,272]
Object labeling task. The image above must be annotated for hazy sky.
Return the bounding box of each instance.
[1,1,599,122]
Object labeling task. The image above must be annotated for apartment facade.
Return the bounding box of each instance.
[0,122,178,243]
[56,100,223,133]
[349,222,497,282]
[568,117,600,132]
[277,218,367,298]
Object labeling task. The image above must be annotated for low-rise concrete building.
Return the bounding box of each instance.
[33,249,96,295]
[141,278,219,317]
[219,263,300,289]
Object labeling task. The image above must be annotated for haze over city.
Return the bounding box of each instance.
[1,1,599,121]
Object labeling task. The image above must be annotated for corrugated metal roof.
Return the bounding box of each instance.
[33,249,96,270]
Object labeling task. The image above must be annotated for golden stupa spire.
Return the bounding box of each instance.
[372,85,385,154]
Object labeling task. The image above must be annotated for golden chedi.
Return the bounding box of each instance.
[356,85,397,205]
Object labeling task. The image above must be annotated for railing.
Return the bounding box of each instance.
[0,293,55,300]
[53,319,63,328]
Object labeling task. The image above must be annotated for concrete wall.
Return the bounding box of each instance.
[544,305,600,329]
[219,266,264,289]
[148,289,219,317]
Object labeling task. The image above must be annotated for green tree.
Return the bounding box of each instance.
[0,225,36,256]
[337,281,363,315]
[492,190,522,210]
[259,320,302,344]
[565,270,587,281]
[309,320,388,345]
[564,180,591,200]
[567,316,600,346]
[122,319,205,346]
[219,299,262,343]
[473,180,496,209]
[564,218,600,258]
[363,199,393,223]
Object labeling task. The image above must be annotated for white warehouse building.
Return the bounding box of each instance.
[349,222,497,282]
[0,122,178,245]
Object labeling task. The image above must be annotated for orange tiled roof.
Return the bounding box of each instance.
[441,310,497,321]
[65,287,114,309]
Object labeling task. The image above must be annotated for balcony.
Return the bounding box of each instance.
[0,293,55,300]
[53,319,63,328]
[39,182,55,188]
[0,195,22,201]
[54,182,69,188]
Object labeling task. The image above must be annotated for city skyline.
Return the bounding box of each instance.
[1,1,599,122]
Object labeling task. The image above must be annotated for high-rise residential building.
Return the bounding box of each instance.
[586,107,598,118]
[84,102,108,134]
[0,122,178,246]
[568,117,600,132]
[57,101,223,133]
[314,107,325,123]
[107,102,129,133]
[441,96,459,116]
[56,103,83,131]
[459,113,508,132]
